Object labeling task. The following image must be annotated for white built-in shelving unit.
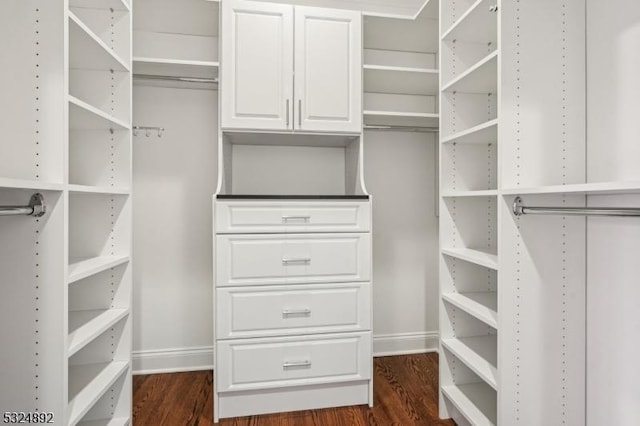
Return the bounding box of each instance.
[363,0,439,128]
[438,0,620,425]
[1,1,132,424]
[438,0,499,419]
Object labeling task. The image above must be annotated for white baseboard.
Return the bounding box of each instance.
[132,346,213,375]
[373,331,439,357]
[132,332,440,375]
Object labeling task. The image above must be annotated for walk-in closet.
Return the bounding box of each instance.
[1,0,639,425]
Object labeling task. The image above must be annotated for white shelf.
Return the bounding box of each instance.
[133,30,218,66]
[68,361,129,426]
[364,65,439,96]
[0,178,64,191]
[68,185,131,196]
[442,292,497,329]
[442,335,498,389]
[442,51,498,94]
[68,308,130,357]
[442,190,497,197]
[70,0,130,12]
[442,382,497,426]
[69,96,130,131]
[502,181,640,196]
[68,255,130,284]
[68,12,129,73]
[441,0,497,44]
[133,57,219,79]
[441,119,498,145]
[79,418,130,426]
[364,111,439,128]
[442,248,498,270]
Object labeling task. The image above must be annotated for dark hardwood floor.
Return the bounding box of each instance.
[133,353,455,426]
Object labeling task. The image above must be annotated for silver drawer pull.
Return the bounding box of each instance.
[283,308,311,316]
[282,215,311,223]
[282,258,311,265]
[283,360,311,369]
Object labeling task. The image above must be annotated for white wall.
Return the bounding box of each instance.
[586,1,640,424]
[132,85,218,374]
[364,131,440,356]
[131,93,440,371]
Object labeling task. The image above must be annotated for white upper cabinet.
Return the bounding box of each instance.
[221,0,294,130]
[294,7,362,132]
[221,0,362,133]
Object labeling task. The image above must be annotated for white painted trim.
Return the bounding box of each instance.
[132,346,214,375]
[373,331,439,357]
[132,332,440,375]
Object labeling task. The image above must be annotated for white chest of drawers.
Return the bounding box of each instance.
[213,199,373,421]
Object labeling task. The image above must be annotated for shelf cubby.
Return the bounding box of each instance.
[441,92,497,139]
[441,141,497,193]
[68,255,130,284]
[441,118,497,145]
[68,309,130,357]
[220,132,364,197]
[442,335,498,389]
[69,124,131,188]
[441,196,497,262]
[69,96,130,131]
[364,92,438,127]
[442,51,497,94]
[363,4,439,128]
[442,247,498,270]
[441,381,497,426]
[133,0,219,65]
[68,9,130,72]
[133,57,219,79]
[69,69,130,125]
[69,193,131,263]
[364,65,439,96]
[442,292,497,328]
[68,361,129,426]
[441,255,498,326]
[442,0,497,44]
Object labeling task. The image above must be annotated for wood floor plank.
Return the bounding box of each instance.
[133,353,456,425]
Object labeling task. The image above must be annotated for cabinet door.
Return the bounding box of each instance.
[294,7,362,133]
[221,0,293,130]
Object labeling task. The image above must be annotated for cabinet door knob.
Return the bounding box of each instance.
[283,360,311,368]
[283,308,312,316]
[286,99,290,128]
[298,99,302,127]
[282,215,311,222]
[282,258,311,265]
[489,5,498,12]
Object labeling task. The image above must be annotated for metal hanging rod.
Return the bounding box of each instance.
[364,125,439,133]
[133,126,165,137]
[133,74,219,84]
[513,197,640,217]
[0,193,46,217]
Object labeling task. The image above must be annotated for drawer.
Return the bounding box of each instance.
[216,233,371,286]
[215,201,370,234]
[216,332,371,392]
[216,283,371,339]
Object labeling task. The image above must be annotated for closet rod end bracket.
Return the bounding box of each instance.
[513,196,524,216]
[30,193,46,217]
